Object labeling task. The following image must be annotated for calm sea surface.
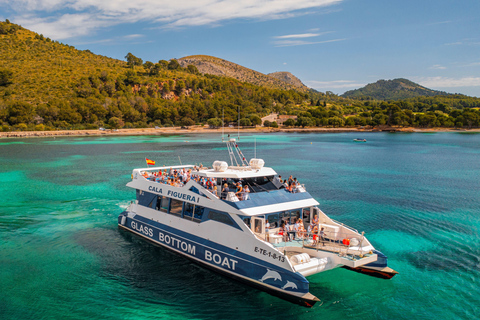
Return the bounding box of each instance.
[1,132,479,319]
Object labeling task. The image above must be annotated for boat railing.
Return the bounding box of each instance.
[283,184,306,193]
[220,191,250,202]
[268,229,368,258]
[330,219,359,234]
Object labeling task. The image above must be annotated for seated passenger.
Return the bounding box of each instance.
[295,218,304,238]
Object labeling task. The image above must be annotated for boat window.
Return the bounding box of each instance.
[302,207,311,223]
[184,202,194,218]
[291,209,301,221]
[253,219,263,233]
[147,195,156,208]
[137,190,157,207]
[208,210,234,226]
[243,217,251,228]
[170,199,183,216]
[267,214,279,228]
[157,196,169,212]
[194,205,204,220]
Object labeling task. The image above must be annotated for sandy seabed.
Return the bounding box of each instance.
[0,126,478,138]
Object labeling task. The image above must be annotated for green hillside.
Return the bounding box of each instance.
[1,20,480,132]
[342,78,450,100]
[0,21,315,131]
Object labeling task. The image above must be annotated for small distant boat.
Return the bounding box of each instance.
[353,138,367,142]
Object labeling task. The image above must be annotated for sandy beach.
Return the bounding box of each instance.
[0,126,478,138]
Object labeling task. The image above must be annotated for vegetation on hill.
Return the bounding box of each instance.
[342,78,450,100]
[1,20,480,132]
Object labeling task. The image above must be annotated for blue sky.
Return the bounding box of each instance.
[1,0,479,96]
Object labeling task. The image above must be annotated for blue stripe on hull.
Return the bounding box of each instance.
[365,249,388,268]
[118,214,309,294]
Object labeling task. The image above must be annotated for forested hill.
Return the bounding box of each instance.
[342,78,450,100]
[177,55,309,91]
[0,20,316,131]
[2,20,480,133]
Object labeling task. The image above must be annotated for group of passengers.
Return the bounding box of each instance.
[221,180,250,201]
[141,168,252,201]
[278,218,306,241]
[275,214,324,244]
[275,175,302,193]
[142,168,193,187]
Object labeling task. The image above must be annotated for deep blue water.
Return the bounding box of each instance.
[1,132,479,319]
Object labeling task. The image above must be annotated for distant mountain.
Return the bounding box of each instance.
[178,55,309,91]
[342,78,450,100]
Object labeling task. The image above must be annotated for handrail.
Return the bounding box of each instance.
[330,219,359,234]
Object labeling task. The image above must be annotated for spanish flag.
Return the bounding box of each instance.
[145,158,155,166]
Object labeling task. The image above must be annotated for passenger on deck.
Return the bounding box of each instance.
[287,183,293,193]
[279,222,288,242]
[312,214,319,227]
[221,183,230,199]
[235,182,243,198]
[312,226,319,244]
[297,219,306,238]
[243,185,250,200]
[319,227,325,245]
[213,186,219,198]
[288,219,297,240]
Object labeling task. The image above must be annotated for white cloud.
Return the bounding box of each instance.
[123,34,145,39]
[413,76,480,88]
[1,0,343,39]
[461,61,480,67]
[430,64,446,70]
[274,32,330,39]
[273,38,345,47]
[444,38,480,46]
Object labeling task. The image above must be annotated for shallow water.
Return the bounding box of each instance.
[1,132,479,319]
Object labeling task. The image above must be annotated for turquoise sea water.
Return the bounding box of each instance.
[1,132,479,319]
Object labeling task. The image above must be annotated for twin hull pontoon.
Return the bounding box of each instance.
[118,141,396,307]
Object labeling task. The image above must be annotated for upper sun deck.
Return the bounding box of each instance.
[193,165,277,179]
[131,164,275,179]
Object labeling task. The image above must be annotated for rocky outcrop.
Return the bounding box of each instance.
[178,55,308,91]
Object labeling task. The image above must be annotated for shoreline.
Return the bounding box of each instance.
[0,126,479,138]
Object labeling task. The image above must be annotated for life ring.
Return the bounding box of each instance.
[342,238,350,246]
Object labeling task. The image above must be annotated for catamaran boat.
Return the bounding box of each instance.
[118,139,397,307]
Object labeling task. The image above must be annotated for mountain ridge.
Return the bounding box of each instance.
[341,78,451,100]
[178,55,309,91]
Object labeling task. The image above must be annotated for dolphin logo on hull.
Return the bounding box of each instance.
[259,269,282,282]
[281,281,298,290]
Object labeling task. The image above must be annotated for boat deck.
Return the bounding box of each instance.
[271,238,374,261]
